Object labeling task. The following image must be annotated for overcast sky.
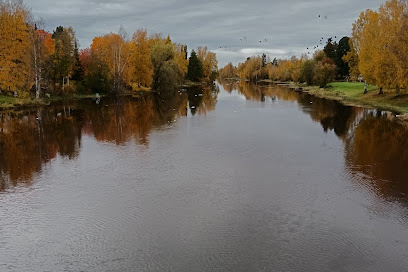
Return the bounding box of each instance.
[25,0,385,67]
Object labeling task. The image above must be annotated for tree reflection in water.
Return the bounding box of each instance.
[1,82,407,205]
[0,85,219,191]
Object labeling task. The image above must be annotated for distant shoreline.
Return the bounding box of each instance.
[221,78,408,117]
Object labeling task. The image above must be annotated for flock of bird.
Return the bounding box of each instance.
[218,14,340,59]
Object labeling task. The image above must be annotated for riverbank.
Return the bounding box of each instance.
[0,93,122,111]
[0,81,211,110]
[302,82,408,114]
[256,79,408,114]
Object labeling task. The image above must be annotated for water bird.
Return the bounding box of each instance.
[259,40,262,43]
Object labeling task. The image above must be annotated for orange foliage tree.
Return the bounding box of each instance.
[0,0,31,95]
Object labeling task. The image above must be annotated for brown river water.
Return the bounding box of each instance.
[1,81,408,271]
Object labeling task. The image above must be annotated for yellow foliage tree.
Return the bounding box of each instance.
[0,0,31,95]
[173,43,188,77]
[197,46,218,81]
[130,29,153,88]
[91,30,133,92]
[350,0,408,93]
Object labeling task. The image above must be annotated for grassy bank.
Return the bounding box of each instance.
[0,93,113,110]
[302,82,408,114]
[0,95,45,110]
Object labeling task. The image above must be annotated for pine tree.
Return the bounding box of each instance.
[335,36,350,78]
[72,39,84,82]
[187,50,203,82]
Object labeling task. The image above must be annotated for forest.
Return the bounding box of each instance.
[2,0,408,101]
[0,0,218,99]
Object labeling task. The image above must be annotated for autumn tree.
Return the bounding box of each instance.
[173,43,189,78]
[150,40,183,90]
[0,0,32,95]
[349,0,408,94]
[51,26,77,92]
[84,50,112,93]
[31,27,55,98]
[300,59,315,85]
[219,62,236,79]
[343,40,360,80]
[130,29,153,88]
[313,57,336,88]
[91,29,133,93]
[196,46,218,81]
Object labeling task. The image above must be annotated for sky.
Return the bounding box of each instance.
[25,0,385,67]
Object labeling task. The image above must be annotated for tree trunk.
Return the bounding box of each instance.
[34,42,39,99]
[396,86,400,96]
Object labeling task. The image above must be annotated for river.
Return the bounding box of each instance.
[1,81,408,271]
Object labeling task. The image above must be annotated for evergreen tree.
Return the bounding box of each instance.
[335,36,351,78]
[323,38,338,60]
[71,40,84,82]
[187,50,203,81]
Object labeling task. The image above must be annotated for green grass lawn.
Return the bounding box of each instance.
[0,95,17,103]
[305,82,408,113]
[326,82,378,98]
[0,95,20,108]
[0,94,45,109]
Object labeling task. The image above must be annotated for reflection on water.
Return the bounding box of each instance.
[1,80,408,271]
[219,80,408,204]
[345,112,408,200]
[0,85,219,191]
[1,81,407,202]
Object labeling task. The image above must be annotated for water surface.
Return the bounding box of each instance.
[1,82,408,271]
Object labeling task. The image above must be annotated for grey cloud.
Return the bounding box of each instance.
[25,0,385,66]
